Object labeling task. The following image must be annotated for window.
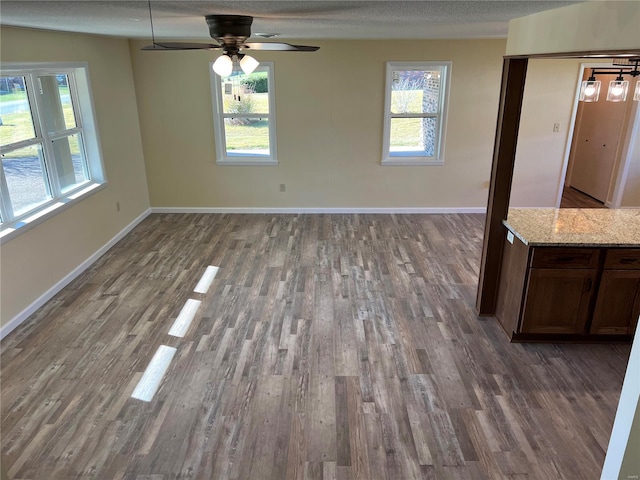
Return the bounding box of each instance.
[210,62,277,165]
[382,62,451,165]
[0,63,104,239]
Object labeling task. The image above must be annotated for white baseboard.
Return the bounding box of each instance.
[151,207,487,214]
[0,208,152,341]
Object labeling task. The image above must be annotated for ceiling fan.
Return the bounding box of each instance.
[141,6,319,77]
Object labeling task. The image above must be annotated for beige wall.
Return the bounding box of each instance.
[510,59,583,207]
[506,1,640,56]
[130,39,506,209]
[0,27,150,326]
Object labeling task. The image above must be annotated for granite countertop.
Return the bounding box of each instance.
[503,208,640,247]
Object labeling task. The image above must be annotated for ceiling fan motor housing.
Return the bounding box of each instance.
[206,14,253,49]
[141,13,318,53]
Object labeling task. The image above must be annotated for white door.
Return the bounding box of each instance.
[569,73,628,202]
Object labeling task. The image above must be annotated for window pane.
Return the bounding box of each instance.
[223,118,270,156]
[52,133,89,193]
[389,117,437,157]
[1,144,51,216]
[390,70,441,114]
[0,76,36,147]
[37,74,77,134]
[221,71,269,115]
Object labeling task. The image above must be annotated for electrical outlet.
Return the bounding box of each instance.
[116,202,121,212]
[279,184,286,192]
[553,123,560,132]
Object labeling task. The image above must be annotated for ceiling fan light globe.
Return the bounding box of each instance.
[213,55,233,77]
[240,55,260,75]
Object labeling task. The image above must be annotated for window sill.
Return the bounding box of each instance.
[381,158,444,166]
[216,160,278,166]
[0,182,106,245]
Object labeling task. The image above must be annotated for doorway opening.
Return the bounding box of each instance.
[557,63,639,208]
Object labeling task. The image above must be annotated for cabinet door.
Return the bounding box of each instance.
[521,269,597,334]
[590,270,640,335]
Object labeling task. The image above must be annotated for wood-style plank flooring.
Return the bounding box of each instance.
[1,213,630,479]
[560,187,606,209]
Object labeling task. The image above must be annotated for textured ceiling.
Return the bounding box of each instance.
[0,1,584,41]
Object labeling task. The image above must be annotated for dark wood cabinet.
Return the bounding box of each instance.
[496,235,638,342]
[522,268,597,334]
[590,271,640,335]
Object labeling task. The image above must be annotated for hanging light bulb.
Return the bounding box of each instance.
[606,72,629,102]
[239,54,260,75]
[579,72,601,102]
[212,54,233,77]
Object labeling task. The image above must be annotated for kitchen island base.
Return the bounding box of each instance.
[495,209,640,343]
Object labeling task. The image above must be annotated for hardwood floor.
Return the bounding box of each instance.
[560,187,606,209]
[0,213,629,479]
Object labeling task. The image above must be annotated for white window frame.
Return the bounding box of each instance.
[210,62,277,166]
[0,62,106,243]
[382,61,451,166]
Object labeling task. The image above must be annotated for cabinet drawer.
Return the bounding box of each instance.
[530,248,600,269]
[604,249,640,270]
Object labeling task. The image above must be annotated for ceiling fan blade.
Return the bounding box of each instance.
[142,42,221,51]
[243,42,319,52]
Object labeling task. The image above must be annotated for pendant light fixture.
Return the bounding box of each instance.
[606,73,629,102]
[579,58,640,103]
[579,73,601,102]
